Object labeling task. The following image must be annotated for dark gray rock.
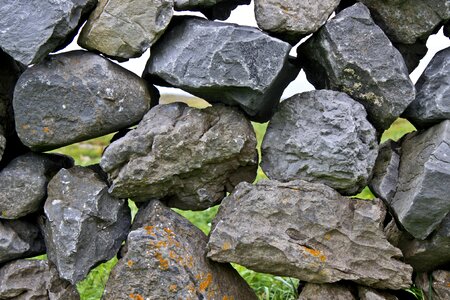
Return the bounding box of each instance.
[103,200,257,300]
[144,16,298,122]
[403,47,450,128]
[261,90,378,195]
[298,3,415,131]
[0,153,73,219]
[0,0,97,65]
[0,259,79,300]
[14,50,153,151]
[298,283,355,300]
[357,286,398,300]
[207,180,413,289]
[445,22,450,38]
[175,0,251,21]
[416,270,450,300]
[101,103,257,210]
[41,166,131,284]
[394,41,428,74]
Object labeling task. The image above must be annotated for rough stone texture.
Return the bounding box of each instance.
[0,130,5,163]
[207,180,413,289]
[254,0,340,44]
[394,41,428,73]
[416,270,450,300]
[103,200,257,300]
[403,47,450,128]
[14,50,153,151]
[175,0,250,21]
[0,259,79,300]
[41,166,131,284]
[261,90,378,195]
[101,103,258,210]
[298,3,415,131]
[144,16,298,122]
[0,0,97,65]
[358,286,398,300]
[298,283,355,300]
[78,0,173,60]
[0,153,73,219]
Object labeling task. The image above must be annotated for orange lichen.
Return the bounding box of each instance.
[319,255,327,262]
[199,273,213,292]
[129,293,144,300]
[222,242,231,250]
[43,127,50,133]
[154,252,169,270]
[169,284,178,292]
[156,240,168,248]
[127,260,134,267]
[303,246,321,257]
[164,227,175,236]
[222,296,235,300]
[144,225,155,236]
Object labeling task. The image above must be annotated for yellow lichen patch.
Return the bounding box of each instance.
[324,233,331,240]
[129,293,144,300]
[169,284,178,292]
[199,273,213,292]
[222,242,231,250]
[127,260,134,267]
[343,68,355,76]
[359,92,384,107]
[319,255,327,262]
[154,252,169,270]
[303,246,321,257]
[144,225,155,236]
[169,250,177,259]
[156,240,168,248]
[21,124,30,129]
[223,296,235,300]
[43,127,50,133]
[164,227,175,236]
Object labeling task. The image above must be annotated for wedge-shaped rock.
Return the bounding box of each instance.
[298,3,415,131]
[103,200,257,300]
[144,17,298,122]
[298,283,355,300]
[41,166,131,284]
[416,270,450,300]
[101,103,257,210]
[175,0,250,20]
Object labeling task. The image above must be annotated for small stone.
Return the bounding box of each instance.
[41,166,131,284]
[102,200,257,300]
[101,103,257,210]
[207,180,413,289]
[175,0,251,21]
[394,41,428,74]
[416,270,450,300]
[13,50,153,151]
[357,286,399,300]
[261,90,378,195]
[298,283,356,300]
[298,3,415,131]
[144,16,298,122]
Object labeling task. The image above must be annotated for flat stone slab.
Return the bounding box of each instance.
[175,0,250,20]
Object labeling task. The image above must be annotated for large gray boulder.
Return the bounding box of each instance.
[416,270,450,300]
[0,0,97,65]
[261,90,378,195]
[175,0,250,21]
[101,103,257,210]
[144,16,298,122]
[78,0,173,60]
[14,51,153,151]
[298,283,355,300]
[41,166,131,284]
[298,3,415,131]
[207,180,413,289]
[103,200,257,300]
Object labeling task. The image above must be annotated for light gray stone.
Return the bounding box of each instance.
[416,270,450,300]
[358,286,398,300]
[175,0,250,21]
[298,283,355,300]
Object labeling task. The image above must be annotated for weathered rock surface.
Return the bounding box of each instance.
[101,103,257,210]
[144,16,298,122]
[358,286,398,300]
[103,200,257,300]
[0,153,73,219]
[261,90,378,195]
[207,180,413,289]
[41,166,131,284]
[0,0,97,65]
[0,259,79,300]
[79,0,173,60]
[403,47,450,128]
[298,283,355,300]
[416,270,450,300]
[394,41,428,73]
[175,0,250,21]
[298,3,415,131]
[254,0,340,44]
[14,50,153,151]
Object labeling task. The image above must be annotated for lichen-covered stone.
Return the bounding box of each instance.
[175,0,250,21]
[101,103,257,210]
[416,270,450,300]
[357,286,398,300]
[298,283,355,300]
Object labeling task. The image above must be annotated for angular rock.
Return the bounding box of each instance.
[78,0,173,60]
[298,283,355,300]
[0,153,73,219]
[261,90,378,195]
[416,270,450,300]
[403,47,450,128]
[14,50,153,151]
[0,259,79,300]
[357,286,398,300]
[0,0,97,65]
[101,103,258,210]
[144,16,298,122]
[254,0,340,44]
[103,200,257,300]
[207,180,413,289]
[394,41,428,73]
[175,0,250,21]
[41,166,131,284]
[298,3,415,131]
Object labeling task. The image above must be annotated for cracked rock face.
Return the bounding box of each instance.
[298,3,415,131]
[103,200,257,300]
[144,16,298,122]
[175,0,250,20]
[101,103,258,210]
[41,166,131,284]
[207,180,413,289]
[13,50,153,151]
[261,90,378,195]
[416,270,450,300]
[298,283,355,300]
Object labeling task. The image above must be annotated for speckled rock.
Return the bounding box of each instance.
[357,286,398,300]
[175,0,250,21]
[416,270,450,300]
[298,283,355,300]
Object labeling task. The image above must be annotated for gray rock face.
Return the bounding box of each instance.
[14,50,153,151]
[403,47,450,128]
[357,286,398,300]
[78,0,173,60]
[0,259,79,300]
[298,3,415,131]
[298,283,355,300]
[0,153,73,219]
[416,270,450,300]
[254,0,340,44]
[261,90,378,195]
[207,180,413,289]
[0,0,97,65]
[175,0,250,21]
[103,200,257,300]
[41,166,131,284]
[101,103,257,210]
[144,16,298,122]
